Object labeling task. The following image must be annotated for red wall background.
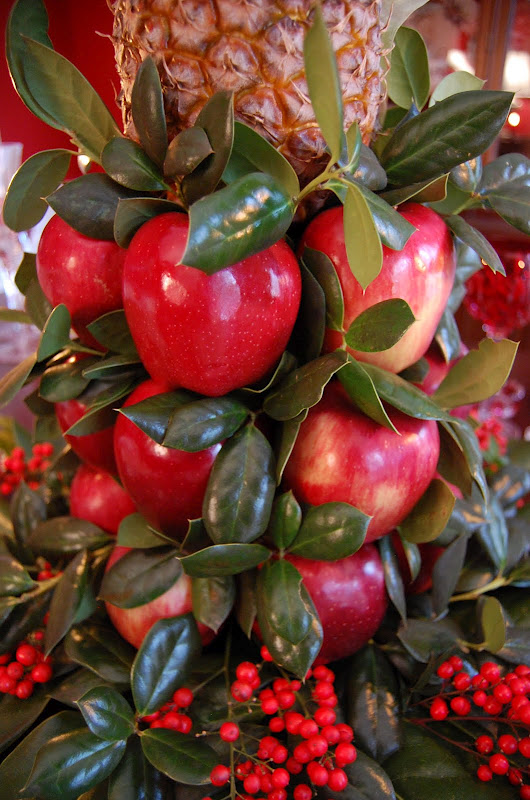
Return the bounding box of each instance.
[0,0,120,172]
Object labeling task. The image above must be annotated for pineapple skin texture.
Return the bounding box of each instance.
[111,0,386,184]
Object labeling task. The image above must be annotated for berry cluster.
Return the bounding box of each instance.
[206,648,355,799]
[0,636,53,699]
[464,248,529,338]
[0,443,54,496]
[140,686,194,732]
[427,658,530,797]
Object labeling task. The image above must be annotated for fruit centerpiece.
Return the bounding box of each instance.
[0,1,529,798]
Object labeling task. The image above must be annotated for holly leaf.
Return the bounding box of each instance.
[141,730,217,786]
[399,479,455,544]
[302,247,344,331]
[182,172,294,273]
[108,736,172,800]
[264,351,348,421]
[0,689,51,756]
[431,533,470,616]
[102,138,168,192]
[387,27,430,110]
[65,624,135,685]
[45,549,94,654]
[202,425,276,545]
[114,197,181,248]
[99,547,181,609]
[0,550,34,596]
[379,535,407,623]
[432,338,518,409]
[362,363,452,421]
[180,543,271,578]
[269,491,302,551]
[28,516,111,556]
[0,354,38,409]
[346,299,415,353]
[117,514,168,549]
[192,575,235,633]
[3,149,72,232]
[163,396,248,452]
[131,56,167,168]
[257,559,311,645]
[289,502,369,560]
[131,614,202,716]
[118,390,192,445]
[223,121,299,197]
[164,127,213,179]
[77,687,135,742]
[443,215,505,274]
[478,152,530,235]
[320,750,397,800]
[338,359,398,432]
[352,184,416,250]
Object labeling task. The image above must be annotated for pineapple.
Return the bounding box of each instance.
[111,0,387,185]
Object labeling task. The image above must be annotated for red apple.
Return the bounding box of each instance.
[285,546,387,664]
[104,546,215,648]
[300,203,456,373]
[122,212,302,396]
[69,464,136,535]
[416,342,469,396]
[36,214,127,349]
[113,378,221,539]
[282,381,440,542]
[56,398,118,476]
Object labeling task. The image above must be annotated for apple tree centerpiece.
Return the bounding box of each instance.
[0,1,530,798]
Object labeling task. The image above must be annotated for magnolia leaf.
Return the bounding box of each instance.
[343,183,383,290]
[164,127,213,178]
[478,595,506,653]
[387,27,429,110]
[399,479,455,544]
[131,56,167,167]
[102,137,168,192]
[114,197,181,248]
[223,121,299,197]
[3,149,72,232]
[444,215,505,274]
[380,0,429,48]
[345,299,415,352]
[289,502,369,560]
[430,70,485,104]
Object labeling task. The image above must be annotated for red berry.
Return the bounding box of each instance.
[314,707,336,727]
[449,655,463,671]
[15,679,34,699]
[293,743,312,764]
[477,765,493,782]
[285,757,303,775]
[483,696,502,715]
[6,662,24,680]
[520,705,530,724]
[313,681,335,700]
[284,712,304,734]
[269,716,285,733]
[306,734,328,758]
[521,786,530,800]
[313,665,334,682]
[519,737,530,758]
[307,762,328,786]
[476,735,494,754]
[471,674,488,689]
[480,662,501,683]
[261,645,274,662]
[293,786,312,800]
[335,723,354,743]
[472,690,487,707]
[141,711,160,724]
[516,665,530,676]
[299,719,319,739]
[271,745,288,764]
[321,725,341,744]
[261,696,280,715]
[268,789,287,800]
[335,742,357,766]
[328,768,348,791]
[493,683,512,704]
[509,678,527,695]
[450,696,471,716]
[31,663,53,683]
[430,697,449,720]
[173,687,193,707]
[317,693,338,708]
[453,672,471,691]
[231,680,253,702]
[509,768,523,786]
[15,644,38,667]
[210,764,230,787]
[243,774,260,794]
[276,690,296,710]
[489,753,509,776]
[220,721,239,742]
[498,734,518,755]
[0,653,11,665]
[0,675,16,693]
[271,768,290,789]
[236,661,259,684]
[436,661,454,679]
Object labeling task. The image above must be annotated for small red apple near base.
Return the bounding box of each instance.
[69,464,136,535]
[56,397,118,476]
[104,546,214,648]
[36,215,126,349]
[282,381,440,542]
[286,545,387,664]
[114,379,221,539]
[300,202,456,374]
[122,212,302,396]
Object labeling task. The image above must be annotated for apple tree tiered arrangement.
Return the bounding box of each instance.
[1,1,530,798]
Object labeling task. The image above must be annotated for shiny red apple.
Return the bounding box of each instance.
[282,381,440,542]
[69,464,136,535]
[104,546,215,648]
[113,378,220,539]
[56,399,117,476]
[122,212,302,396]
[286,546,387,664]
[36,214,126,349]
[300,202,456,373]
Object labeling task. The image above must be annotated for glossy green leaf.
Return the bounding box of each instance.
[163,396,248,452]
[37,304,71,361]
[264,351,348,421]
[435,308,461,364]
[379,535,406,623]
[387,27,429,110]
[322,750,398,800]
[444,215,504,274]
[25,277,53,329]
[22,37,119,163]
[398,617,461,662]
[118,390,192,444]
[23,728,126,800]
[381,175,450,207]
[48,173,138,240]
[180,518,211,554]
[258,559,311,645]
[477,495,508,571]
[399,479,455,544]
[343,183,383,290]
[290,502,369,560]
[380,0,430,48]
[117,513,167,549]
[0,551,34,596]
[346,644,401,763]
[381,91,513,187]
[131,56,167,168]
[11,480,46,556]
[78,686,135,741]
[99,547,181,609]
[303,4,346,164]
[182,172,294,273]
[338,359,398,432]
[28,516,111,556]
[442,418,488,501]
[353,183,416,250]
[269,491,302,551]
[400,536,421,581]
[235,569,257,639]
[102,137,168,192]
[293,261,326,363]
[45,550,94,654]
[450,157,483,192]
[108,736,171,800]
[50,669,116,708]
[223,120,299,197]
[86,310,137,355]
[353,144,388,191]
[192,575,235,633]
[164,127,213,179]
[181,90,234,206]
[437,424,473,498]
[0,688,51,757]
[3,149,71,232]
[302,246,344,331]
[114,197,181,248]
[430,70,485,105]
[431,533,469,616]
[141,730,217,785]
[478,595,505,652]
[203,425,275,544]
[0,353,37,409]
[39,356,93,402]
[65,624,135,685]
[15,251,37,295]
[64,405,119,438]
[362,363,452,421]
[480,153,530,236]
[131,613,202,716]
[275,410,308,485]
[180,543,271,577]
[241,350,298,396]
[346,299,415,352]
[79,357,141,382]
[433,338,518,408]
